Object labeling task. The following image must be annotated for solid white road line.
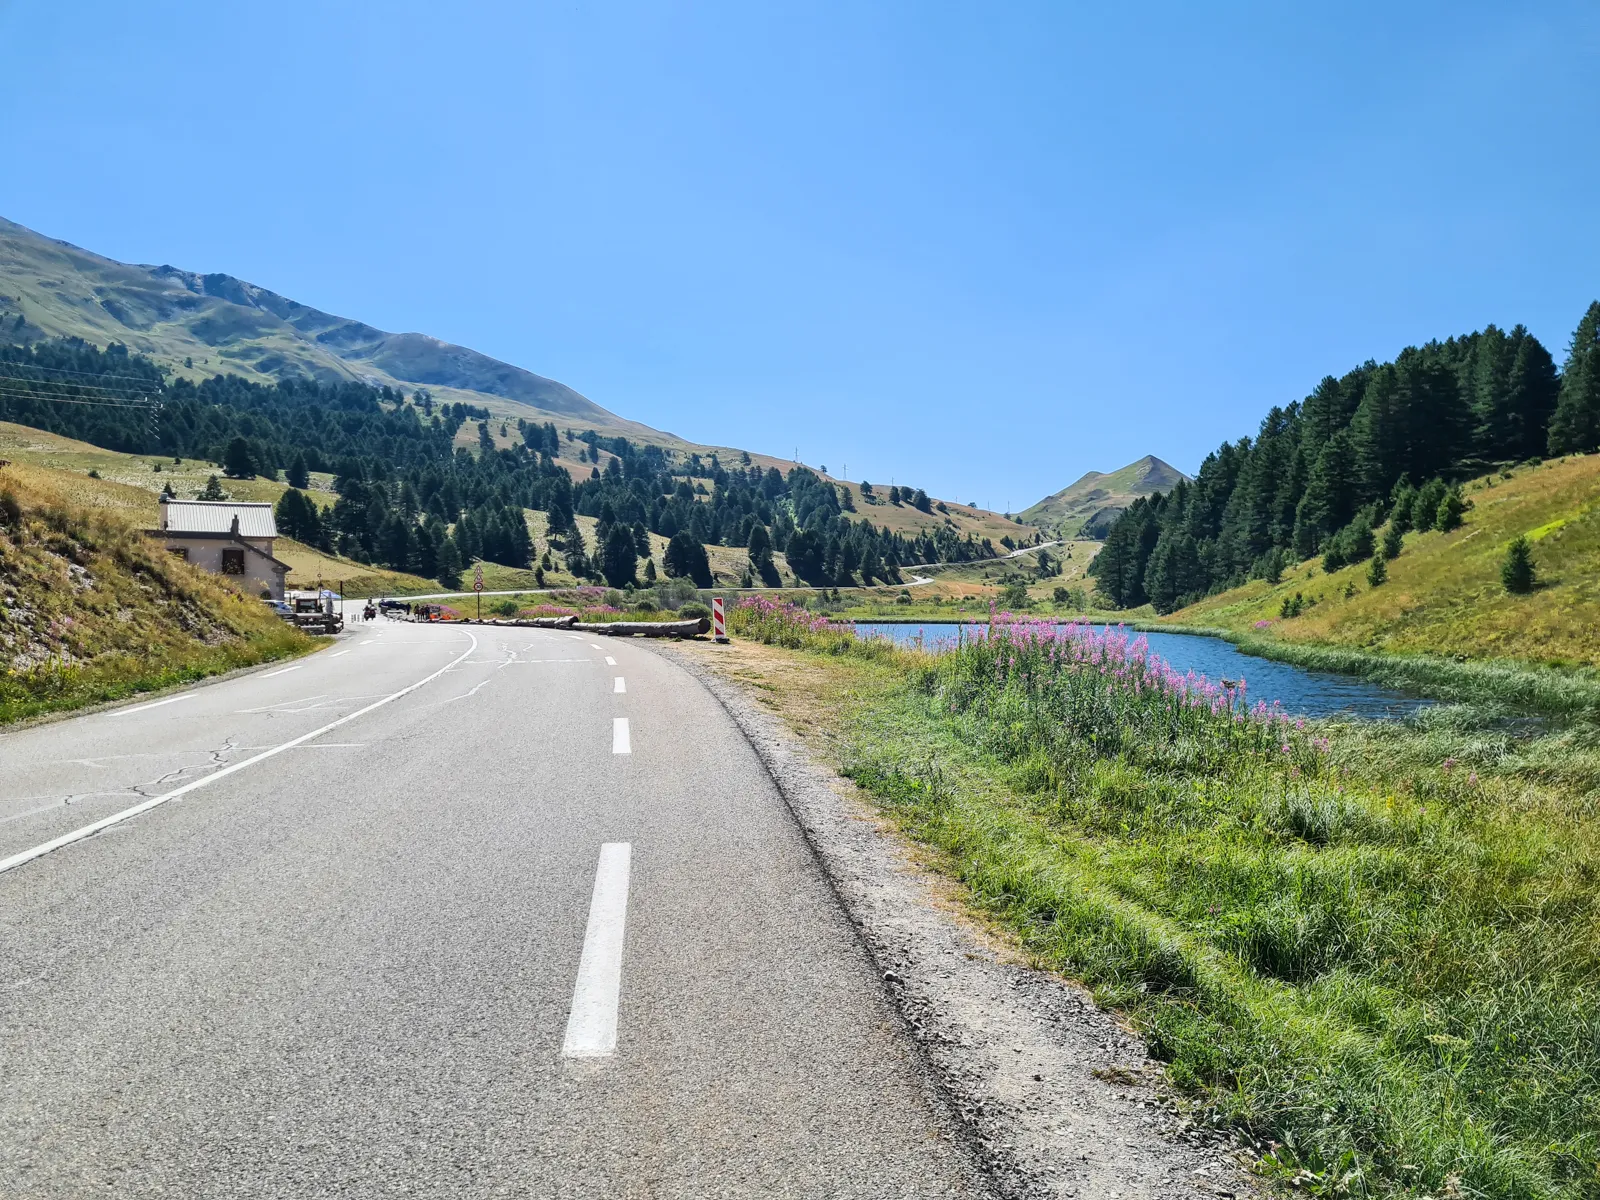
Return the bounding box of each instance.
[262,664,303,678]
[109,694,192,718]
[612,717,631,755]
[562,842,633,1058]
[0,633,481,878]
[604,656,616,666]
[613,676,626,694]
[330,649,352,658]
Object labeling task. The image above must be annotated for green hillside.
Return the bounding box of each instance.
[1020,454,1187,536]
[1165,452,1600,668]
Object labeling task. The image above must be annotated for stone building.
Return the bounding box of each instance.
[148,498,289,601]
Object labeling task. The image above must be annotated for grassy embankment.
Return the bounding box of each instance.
[0,421,440,596]
[1161,455,1600,713]
[0,465,316,724]
[725,597,1599,1200]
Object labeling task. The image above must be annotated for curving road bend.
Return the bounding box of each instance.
[0,622,982,1198]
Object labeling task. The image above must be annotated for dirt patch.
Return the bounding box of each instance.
[652,638,1256,1200]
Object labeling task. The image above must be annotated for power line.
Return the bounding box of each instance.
[0,377,163,403]
[0,361,166,387]
[0,387,160,410]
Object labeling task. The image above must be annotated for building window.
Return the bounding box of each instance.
[167,547,189,561]
[221,549,245,575]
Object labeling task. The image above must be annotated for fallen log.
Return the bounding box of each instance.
[578,618,710,638]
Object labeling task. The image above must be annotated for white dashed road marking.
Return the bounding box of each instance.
[562,842,632,1058]
[614,677,626,694]
[612,718,631,755]
[605,656,616,666]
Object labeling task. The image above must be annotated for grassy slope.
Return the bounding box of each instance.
[1,416,1028,601]
[462,420,1035,548]
[0,465,316,723]
[1166,454,1600,669]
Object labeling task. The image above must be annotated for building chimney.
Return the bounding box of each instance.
[230,514,240,536]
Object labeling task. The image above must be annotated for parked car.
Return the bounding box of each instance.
[264,599,295,620]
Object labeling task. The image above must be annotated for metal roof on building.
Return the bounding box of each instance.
[159,499,278,538]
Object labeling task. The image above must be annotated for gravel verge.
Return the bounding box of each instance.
[653,640,1257,1200]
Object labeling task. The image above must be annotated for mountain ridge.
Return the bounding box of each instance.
[0,215,611,422]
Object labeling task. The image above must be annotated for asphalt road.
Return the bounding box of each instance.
[0,621,982,1198]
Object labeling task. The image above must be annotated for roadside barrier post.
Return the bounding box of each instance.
[713,596,728,643]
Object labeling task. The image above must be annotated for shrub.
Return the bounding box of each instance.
[997,581,1030,609]
[678,601,712,620]
[1366,548,1388,587]
[1501,535,1536,594]
[1436,485,1468,532]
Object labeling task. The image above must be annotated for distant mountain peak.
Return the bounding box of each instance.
[1020,454,1188,537]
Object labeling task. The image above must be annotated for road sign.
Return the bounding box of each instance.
[473,563,484,593]
[712,596,728,642]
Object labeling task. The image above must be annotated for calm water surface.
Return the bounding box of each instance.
[851,622,1430,721]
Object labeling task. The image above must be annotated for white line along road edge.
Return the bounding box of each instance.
[612,717,631,755]
[109,693,193,718]
[562,842,633,1058]
[0,632,481,877]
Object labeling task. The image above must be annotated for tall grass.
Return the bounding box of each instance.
[732,601,1600,1200]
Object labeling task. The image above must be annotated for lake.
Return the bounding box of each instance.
[850,622,1430,721]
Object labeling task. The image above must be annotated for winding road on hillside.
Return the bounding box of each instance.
[0,624,982,1197]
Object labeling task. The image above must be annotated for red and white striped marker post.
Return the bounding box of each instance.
[712,596,728,643]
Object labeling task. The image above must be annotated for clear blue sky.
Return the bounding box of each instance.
[2,2,1597,511]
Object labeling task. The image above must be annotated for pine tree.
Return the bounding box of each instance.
[601,525,638,589]
[1501,535,1536,593]
[436,536,462,590]
[198,474,227,501]
[222,436,256,479]
[1381,520,1404,560]
[1549,301,1600,454]
[1293,431,1358,557]
[1504,330,1560,460]
[664,531,713,588]
[286,452,310,490]
[1366,548,1388,587]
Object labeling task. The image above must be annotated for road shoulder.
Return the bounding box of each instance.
[651,637,1255,1200]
